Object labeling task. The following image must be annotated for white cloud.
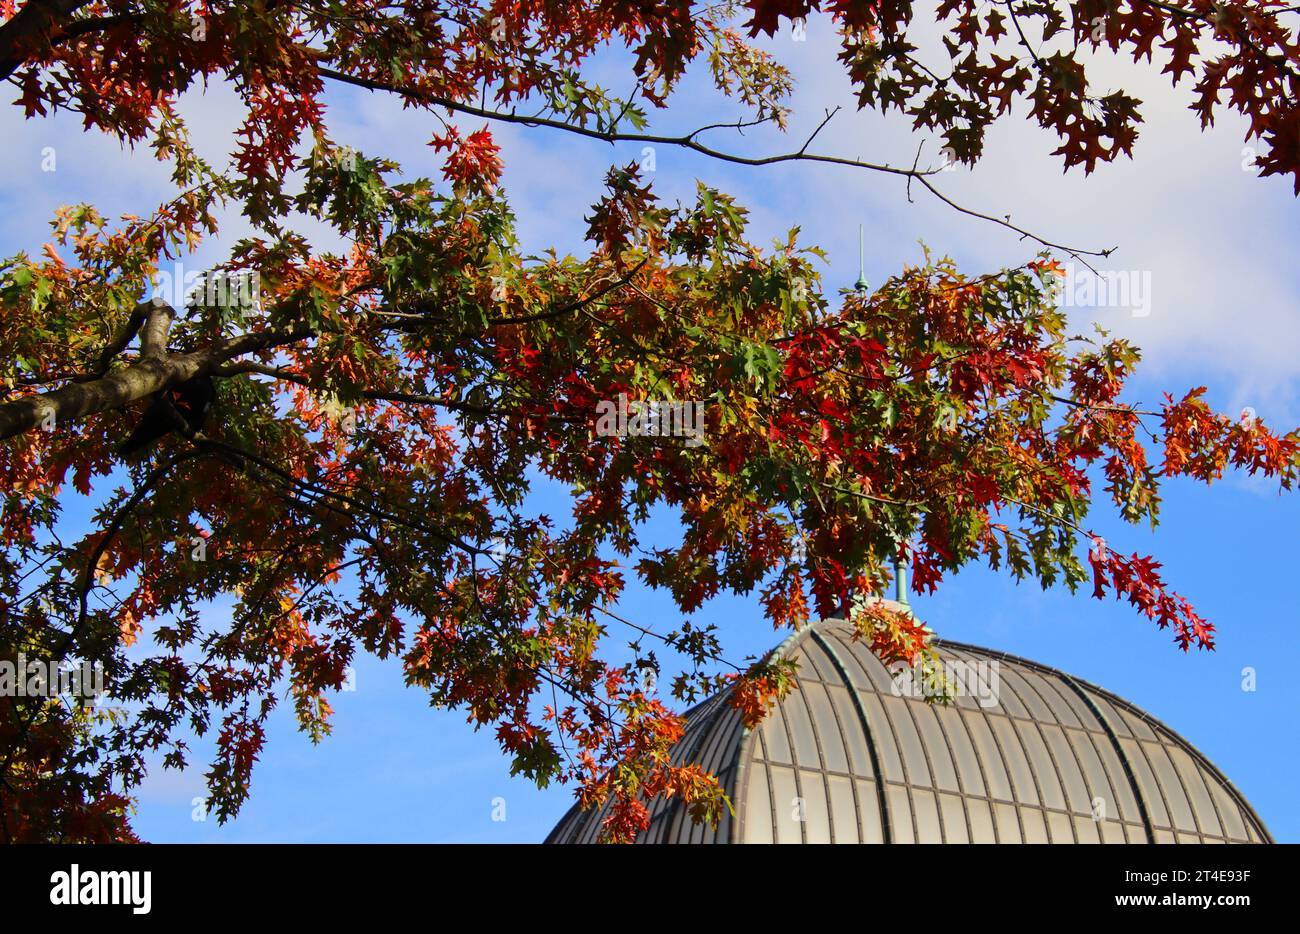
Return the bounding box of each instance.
[746,17,1300,413]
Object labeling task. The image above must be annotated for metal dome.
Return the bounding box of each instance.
[546,610,1271,844]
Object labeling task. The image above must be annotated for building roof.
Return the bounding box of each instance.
[546,612,1271,844]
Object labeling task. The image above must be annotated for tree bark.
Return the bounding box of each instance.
[0,327,311,441]
[0,0,95,81]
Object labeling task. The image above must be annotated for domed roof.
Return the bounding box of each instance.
[546,610,1271,844]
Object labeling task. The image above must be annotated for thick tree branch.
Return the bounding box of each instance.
[77,301,149,381]
[0,326,312,441]
[137,299,176,359]
[0,0,95,81]
[0,256,652,443]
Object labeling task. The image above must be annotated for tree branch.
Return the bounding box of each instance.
[0,255,650,443]
[137,299,176,359]
[78,301,149,381]
[0,326,312,441]
[316,64,929,177]
[213,361,583,422]
[0,0,95,81]
[0,450,201,780]
[315,65,1113,260]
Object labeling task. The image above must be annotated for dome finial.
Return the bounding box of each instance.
[853,223,870,292]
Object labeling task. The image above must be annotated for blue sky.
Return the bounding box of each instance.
[3,14,1297,843]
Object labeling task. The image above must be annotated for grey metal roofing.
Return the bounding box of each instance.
[546,614,1272,844]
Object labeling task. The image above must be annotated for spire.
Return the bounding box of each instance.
[853,223,870,292]
[893,547,909,608]
[851,222,903,612]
